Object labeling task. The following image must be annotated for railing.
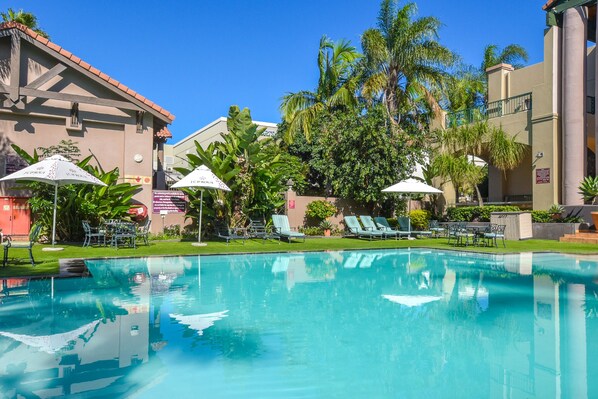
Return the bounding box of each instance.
[445,92,532,128]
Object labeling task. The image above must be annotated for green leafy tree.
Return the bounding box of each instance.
[308,104,423,210]
[1,8,49,39]
[481,44,528,72]
[430,122,527,205]
[280,35,361,143]
[11,143,139,241]
[361,0,454,131]
[177,106,305,226]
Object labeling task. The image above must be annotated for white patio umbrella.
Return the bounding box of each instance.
[169,310,229,336]
[382,178,442,233]
[382,294,442,307]
[171,165,231,246]
[0,155,107,250]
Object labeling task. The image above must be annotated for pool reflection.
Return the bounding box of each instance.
[0,250,598,398]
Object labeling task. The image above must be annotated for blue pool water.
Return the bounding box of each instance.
[1,249,598,398]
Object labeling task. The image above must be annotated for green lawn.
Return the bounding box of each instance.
[2,237,598,278]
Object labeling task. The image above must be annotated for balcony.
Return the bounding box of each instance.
[445,93,532,128]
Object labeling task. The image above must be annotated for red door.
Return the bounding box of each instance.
[0,197,31,236]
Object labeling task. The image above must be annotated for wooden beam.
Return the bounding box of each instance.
[9,34,20,102]
[19,87,142,111]
[25,64,67,89]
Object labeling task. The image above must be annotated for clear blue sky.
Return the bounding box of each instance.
[9,1,547,142]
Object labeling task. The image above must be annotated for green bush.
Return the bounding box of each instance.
[446,205,521,222]
[300,226,323,236]
[409,209,431,230]
[305,200,337,220]
[531,210,552,223]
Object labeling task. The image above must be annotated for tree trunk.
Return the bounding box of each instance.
[475,185,484,207]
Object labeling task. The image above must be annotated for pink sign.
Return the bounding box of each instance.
[536,168,550,184]
[152,190,186,213]
[288,200,295,209]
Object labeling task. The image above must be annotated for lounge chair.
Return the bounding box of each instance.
[3,224,42,267]
[271,215,305,242]
[344,216,385,240]
[397,217,432,238]
[373,217,410,238]
[359,215,402,239]
[214,221,247,245]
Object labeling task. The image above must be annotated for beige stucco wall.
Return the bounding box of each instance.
[0,34,161,213]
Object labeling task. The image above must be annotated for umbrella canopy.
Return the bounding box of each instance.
[382,178,442,195]
[382,294,442,307]
[0,155,107,246]
[170,310,229,335]
[171,165,231,245]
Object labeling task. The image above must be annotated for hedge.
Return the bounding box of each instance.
[446,206,522,222]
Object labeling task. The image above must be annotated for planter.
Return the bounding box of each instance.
[323,229,331,237]
[532,223,582,240]
[592,212,598,229]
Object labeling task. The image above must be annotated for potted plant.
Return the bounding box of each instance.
[579,176,598,227]
[547,204,564,221]
[320,220,334,237]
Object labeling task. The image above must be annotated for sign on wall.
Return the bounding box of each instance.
[152,190,186,213]
[125,175,152,185]
[535,168,550,184]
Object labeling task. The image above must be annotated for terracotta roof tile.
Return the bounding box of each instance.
[155,126,172,138]
[543,0,558,10]
[0,22,174,123]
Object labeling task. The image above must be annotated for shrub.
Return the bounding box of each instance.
[305,200,337,220]
[299,226,323,236]
[409,209,431,230]
[446,205,521,222]
[531,210,552,223]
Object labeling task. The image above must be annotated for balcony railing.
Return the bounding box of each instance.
[445,92,532,128]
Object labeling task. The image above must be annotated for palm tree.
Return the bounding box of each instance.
[431,122,527,205]
[280,35,361,143]
[1,8,49,39]
[481,44,528,72]
[361,0,454,128]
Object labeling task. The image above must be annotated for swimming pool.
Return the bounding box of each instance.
[1,249,597,398]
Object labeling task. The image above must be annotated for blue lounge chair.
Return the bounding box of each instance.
[271,215,305,242]
[344,216,385,240]
[360,215,402,239]
[373,217,410,238]
[397,217,432,238]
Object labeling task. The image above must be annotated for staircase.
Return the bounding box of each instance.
[560,231,598,244]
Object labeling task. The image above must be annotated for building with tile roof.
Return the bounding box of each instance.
[0,22,174,235]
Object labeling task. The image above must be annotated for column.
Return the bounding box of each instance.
[562,6,587,205]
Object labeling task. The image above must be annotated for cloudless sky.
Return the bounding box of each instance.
[9,1,547,142]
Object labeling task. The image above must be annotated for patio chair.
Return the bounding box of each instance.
[373,217,410,239]
[484,224,506,247]
[359,215,401,239]
[110,222,136,249]
[136,219,151,246]
[343,216,384,240]
[248,217,279,243]
[271,215,306,242]
[397,217,432,238]
[214,221,247,245]
[429,220,446,238]
[447,222,474,246]
[3,224,42,267]
[82,220,106,247]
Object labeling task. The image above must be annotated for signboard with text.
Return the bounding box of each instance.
[536,168,550,184]
[152,190,186,213]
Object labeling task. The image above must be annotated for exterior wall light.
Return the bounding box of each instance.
[134,154,144,163]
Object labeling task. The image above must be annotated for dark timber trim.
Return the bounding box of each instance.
[25,64,67,89]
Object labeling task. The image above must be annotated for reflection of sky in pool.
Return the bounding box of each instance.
[1,249,598,398]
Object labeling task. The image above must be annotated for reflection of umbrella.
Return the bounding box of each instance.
[382,178,442,233]
[170,310,229,335]
[382,294,441,307]
[172,165,231,246]
[0,155,106,248]
[0,319,100,353]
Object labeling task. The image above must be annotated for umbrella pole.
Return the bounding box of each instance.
[407,195,411,233]
[198,190,204,244]
[52,184,58,246]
